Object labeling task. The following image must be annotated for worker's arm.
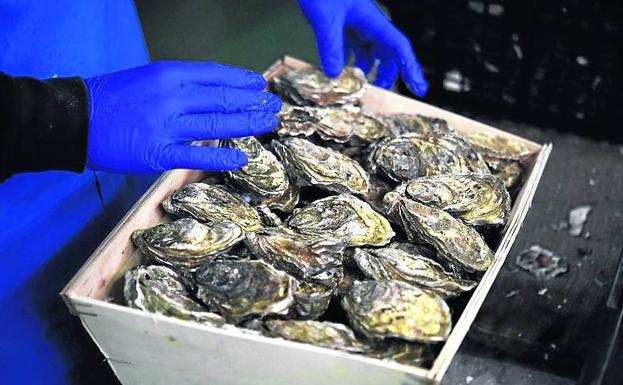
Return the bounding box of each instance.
[298,0,428,96]
[0,73,89,181]
[0,61,281,182]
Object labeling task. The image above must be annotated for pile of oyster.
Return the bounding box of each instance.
[123,66,534,368]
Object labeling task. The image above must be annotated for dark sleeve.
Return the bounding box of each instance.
[0,72,90,182]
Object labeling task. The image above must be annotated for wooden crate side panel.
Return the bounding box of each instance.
[69,296,430,385]
[428,144,552,382]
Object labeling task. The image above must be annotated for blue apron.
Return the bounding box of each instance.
[0,1,156,384]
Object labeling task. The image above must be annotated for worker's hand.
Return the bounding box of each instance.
[298,0,428,96]
[85,61,281,173]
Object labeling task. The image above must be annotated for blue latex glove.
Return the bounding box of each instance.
[299,0,428,96]
[85,61,282,173]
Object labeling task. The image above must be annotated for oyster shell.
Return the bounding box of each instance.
[350,246,477,298]
[293,280,335,319]
[366,340,433,367]
[464,131,533,161]
[361,175,395,214]
[382,113,453,136]
[132,218,244,269]
[162,183,264,232]
[264,320,367,353]
[484,157,523,192]
[271,66,367,106]
[277,104,326,138]
[314,105,387,143]
[401,173,511,227]
[272,137,370,194]
[244,226,344,281]
[285,194,394,247]
[255,204,283,227]
[383,193,494,272]
[124,265,225,326]
[222,136,294,210]
[464,132,533,191]
[195,256,296,323]
[341,280,452,342]
[367,133,490,182]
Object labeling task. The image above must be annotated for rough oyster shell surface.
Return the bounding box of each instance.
[272,137,370,195]
[292,280,335,319]
[351,246,477,298]
[264,319,367,353]
[368,133,490,182]
[222,136,291,206]
[162,183,264,232]
[382,113,454,136]
[244,226,344,280]
[124,265,225,326]
[341,280,452,342]
[464,131,533,191]
[132,218,244,269]
[285,194,394,247]
[366,340,433,367]
[402,173,511,227]
[271,66,367,107]
[195,256,295,322]
[383,193,494,272]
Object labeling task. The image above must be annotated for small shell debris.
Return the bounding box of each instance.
[538,288,548,296]
[466,375,474,384]
[516,245,568,280]
[569,205,592,237]
[505,290,520,299]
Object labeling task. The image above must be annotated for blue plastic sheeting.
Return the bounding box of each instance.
[0,1,156,384]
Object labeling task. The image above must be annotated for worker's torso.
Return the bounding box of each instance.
[0,2,156,384]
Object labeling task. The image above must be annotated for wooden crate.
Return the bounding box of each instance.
[61,56,552,385]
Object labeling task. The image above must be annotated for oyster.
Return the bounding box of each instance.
[293,280,335,319]
[464,132,534,190]
[195,256,295,322]
[310,266,345,289]
[285,194,394,247]
[262,181,300,213]
[383,193,494,272]
[401,173,511,227]
[313,105,387,143]
[366,340,433,367]
[132,218,244,269]
[382,113,453,136]
[162,183,264,232]
[244,226,344,281]
[341,280,452,342]
[361,175,395,214]
[271,66,367,106]
[255,204,283,227]
[484,157,523,192]
[350,246,477,298]
[277,104,326,138]
[464,131,533,161]
[264,320,367,353]
[222,136,294,210]
[272,137,370,194]
[124,265,225,326]
[367,133,490,182]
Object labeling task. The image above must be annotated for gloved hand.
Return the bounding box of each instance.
[298,0,428,96]
[85,61,281,173]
